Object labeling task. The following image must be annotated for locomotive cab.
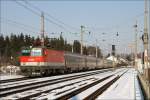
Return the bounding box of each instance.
[20,47,66,76]
[20,47,46,76]
[20,47,45,66]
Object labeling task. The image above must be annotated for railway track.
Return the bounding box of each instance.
[1,68,128,100]
[55,75,114,100]
[26,69,126,100]
[55,69,128,100]
[83,69,128,100]
[0,68,112,99]
[15,77,96,100]
[0,69,110,90]
[0,77,29,84]
[0,68,111,84]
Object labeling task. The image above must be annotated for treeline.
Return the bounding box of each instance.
[0,33,102,65]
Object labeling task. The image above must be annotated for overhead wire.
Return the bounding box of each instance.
[0,1,42,36]
[1,17,39,31]
[15,0,77,33]
[87,12,144,32]
[1,19,37,35]
[9,0,145,48]
[15,0,40,16]
[23,0,79,31]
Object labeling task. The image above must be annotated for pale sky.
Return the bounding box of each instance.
[1,0,149,54]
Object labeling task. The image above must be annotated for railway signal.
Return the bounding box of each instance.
[112,45,116,71]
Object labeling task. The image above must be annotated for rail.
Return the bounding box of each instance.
[0,69,111,98]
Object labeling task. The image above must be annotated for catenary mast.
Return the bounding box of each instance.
[143,0,149,73]
[41,12,45,48]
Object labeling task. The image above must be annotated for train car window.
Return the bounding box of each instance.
[21,49,31,56]
[31,48,42,56]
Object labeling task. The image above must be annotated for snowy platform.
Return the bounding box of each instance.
[97,68,144,100]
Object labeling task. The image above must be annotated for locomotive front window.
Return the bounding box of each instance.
[31,48,42,56]
[21,49,31,56]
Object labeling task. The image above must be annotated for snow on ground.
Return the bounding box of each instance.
[0,68,109,81]
[70,76,117,100]
[3,68,141,100]
[0,69,111,89]
[0,74,24,80]
[69,68,127,100]
[0,65,21,74]
[97,68,144,100]
[2,68,126,100]
[1,69,116,89]
[2,77,94,100]
[2,70,114,100]
[0,65,24,80]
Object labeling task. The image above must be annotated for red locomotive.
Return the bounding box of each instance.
[19,47,107,76]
